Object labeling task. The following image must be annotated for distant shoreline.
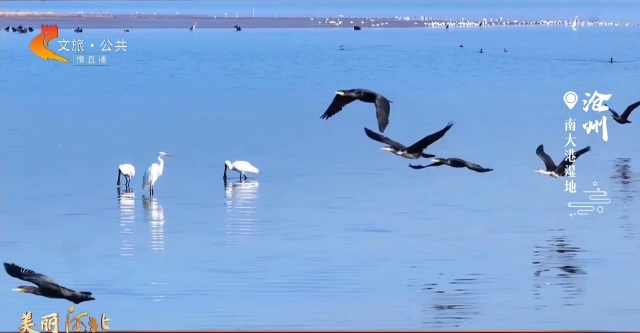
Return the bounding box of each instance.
[0,12,637,29]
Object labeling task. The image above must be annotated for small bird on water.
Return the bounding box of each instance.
[535,144,591,178]
[409,157,493,173]
[321,89,393,133]
[363,121,454,160]
[605,100,640,124]
[4,262,95,304]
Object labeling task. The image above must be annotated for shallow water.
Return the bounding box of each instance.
[1,17,640,331]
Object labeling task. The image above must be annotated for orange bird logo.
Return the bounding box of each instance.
[30,25,70,63]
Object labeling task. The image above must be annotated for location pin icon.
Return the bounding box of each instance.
[564,91,578,110]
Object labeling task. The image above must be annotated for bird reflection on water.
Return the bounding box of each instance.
[117,188,136,258]
[409,272,483,329]
[533,231,585,310]
[224,180,259,245]
[142,195,165,302]
[610,158,638,240]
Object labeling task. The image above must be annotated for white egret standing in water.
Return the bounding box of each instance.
[142,152,172,196]
[117,163,136,191]
[223,160,259,181]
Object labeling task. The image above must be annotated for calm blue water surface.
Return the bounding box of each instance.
[1,15,640,331]
[1,0,640,22]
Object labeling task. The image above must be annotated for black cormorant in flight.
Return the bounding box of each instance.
[363,121,454,159]
[409,157,493,173]
[535,144,590,178]
[4,263,95,304]
[605,100,640,124]
[321,89,392,133]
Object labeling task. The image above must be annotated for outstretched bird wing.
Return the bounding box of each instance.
[606,105,620,118]
[621,100,640,120]
[463,160,493,173]
[556,146,591,176]
[408,163,436,169]
[320,94,357,120]
[4,263,59,287]
[536,144,557,171]
[406,121,455,154]
[364,128,406,150]
[374,94,391,133]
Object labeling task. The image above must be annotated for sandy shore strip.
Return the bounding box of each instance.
[0,12,635,29]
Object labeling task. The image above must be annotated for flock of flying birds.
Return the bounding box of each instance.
[320,89,640,178]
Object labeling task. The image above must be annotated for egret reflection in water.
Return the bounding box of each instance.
[117,188,136,258]
[224,180,259,245]
[533,231,585,310]
[142,195,165,302]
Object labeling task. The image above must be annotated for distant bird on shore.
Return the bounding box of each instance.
[459,44,463,47]
[480,48,483,53]
[504,48,508,52]
[4,26,9,31]
[321,89,392,133]
[354,25,361,30]
[224,160,259,181]
[124,28,130,32]
[409,157,493,173]
[117,163,135,191]
[74,27,83,33]
[28,27,33,32]
[190,21,196,31]
[535,144,590,178]
[340,45,344,50]
[364,121,455,160]
[234,24,242,31]
[142,152,172,196]
[11,27,17,32]
[4,262,95,304]
[605,100,640,124]
[610,57,614,63]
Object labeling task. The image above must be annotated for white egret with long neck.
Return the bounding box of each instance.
[142,152,172,196]
[223,160,259,181]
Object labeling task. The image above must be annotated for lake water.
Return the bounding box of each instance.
[1,4,640,331]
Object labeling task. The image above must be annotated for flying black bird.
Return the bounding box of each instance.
[364,121,454,159]
[535,144,591,178]
[321,89,392,133]
[409,157,493,173]
[605,100,640,124]
[4,262,95,304]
